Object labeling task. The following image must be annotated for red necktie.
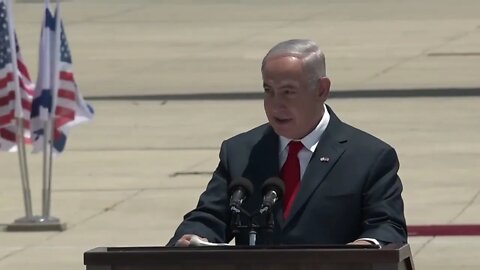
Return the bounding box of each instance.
[281,141,303,218]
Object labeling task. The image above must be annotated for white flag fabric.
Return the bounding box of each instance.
[30,4,93,154]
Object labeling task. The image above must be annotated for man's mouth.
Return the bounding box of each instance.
[274,117,292,124]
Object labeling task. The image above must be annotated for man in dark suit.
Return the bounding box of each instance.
[167,39,407,247]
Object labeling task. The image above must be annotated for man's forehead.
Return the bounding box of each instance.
[264,54,302,68]
[262,55,305,74]
[265,53,304,63]
[263,58,304,77]
[263,78,301,87]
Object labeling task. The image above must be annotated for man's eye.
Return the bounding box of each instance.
[284,89,295,95]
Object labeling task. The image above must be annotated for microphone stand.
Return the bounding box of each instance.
[230,206,263,246]
[248,210,276,246]
[230,204,257,245]
[256,207,275,245]
[229,201,244,234]
[249,227,257,246]
[230,209,276,246]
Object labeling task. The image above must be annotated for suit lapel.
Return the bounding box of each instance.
[283,107,348,229]
[242,126,279,182]
[241,126,283,228]
[242,126,288,229]
[260,132,286,229]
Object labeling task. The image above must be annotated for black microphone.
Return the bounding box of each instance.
[259,177,285,214]
[228,177,254,211]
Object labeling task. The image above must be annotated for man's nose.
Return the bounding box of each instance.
[271,94,286,111]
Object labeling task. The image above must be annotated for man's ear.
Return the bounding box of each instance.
[318,77,331,101]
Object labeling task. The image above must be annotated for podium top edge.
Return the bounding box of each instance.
[85,243,406,253]
[84,244,411,265]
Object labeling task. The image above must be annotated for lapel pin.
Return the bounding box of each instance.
[320,157,330,162]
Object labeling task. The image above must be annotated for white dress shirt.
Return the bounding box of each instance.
[279,105,330,179]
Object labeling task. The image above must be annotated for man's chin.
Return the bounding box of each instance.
[271,125,295,139]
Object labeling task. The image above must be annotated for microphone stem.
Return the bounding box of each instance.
[249,229,257,246]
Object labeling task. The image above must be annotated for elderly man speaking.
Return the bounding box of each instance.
[167,39,407,247]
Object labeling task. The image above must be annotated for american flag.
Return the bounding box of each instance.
[0,1,34,152]
[30,6,93,153]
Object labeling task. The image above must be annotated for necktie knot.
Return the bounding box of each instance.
[288,141,303,156]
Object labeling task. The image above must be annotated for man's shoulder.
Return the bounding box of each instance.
[339,120,395,152]
[327,105,394,152]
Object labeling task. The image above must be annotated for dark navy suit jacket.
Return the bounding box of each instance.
[167,106,407,246]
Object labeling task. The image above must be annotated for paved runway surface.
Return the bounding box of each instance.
[1,0,479,269]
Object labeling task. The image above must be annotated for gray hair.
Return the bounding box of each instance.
[261,39,326,90]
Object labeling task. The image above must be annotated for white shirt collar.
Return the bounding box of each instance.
[279,104,330,153]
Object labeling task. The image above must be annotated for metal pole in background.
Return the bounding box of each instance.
[34,110,65,230]
[38,117,65,230]
[6,0,65,231]
[7,120,65,231]
[38,0,66,230]
[6,118,47,231]
[5,0,42,231]
[41,119,52,218]
[15,118,33,219]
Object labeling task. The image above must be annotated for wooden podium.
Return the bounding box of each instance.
[84,244,415,270]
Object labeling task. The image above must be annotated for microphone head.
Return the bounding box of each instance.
[228,177,254,197]
[262,177,285,199]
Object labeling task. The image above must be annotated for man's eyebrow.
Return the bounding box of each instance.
[278,82,298,89]
[263,81,298,89]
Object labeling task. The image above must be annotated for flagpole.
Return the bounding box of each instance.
[41,119,52,217]
[39,0,52,218]
[42,0,57,218]
[16,120,33,218]
[40,0,52,219]
[40,0,64,231]
[5,0,34,221]
[41,0,58,219]
[42,0,59,217]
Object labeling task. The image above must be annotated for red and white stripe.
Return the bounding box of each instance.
[52,66,76,140]
[0,52,34,152]
[0,67,16,128]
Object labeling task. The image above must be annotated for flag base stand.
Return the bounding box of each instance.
[5,216,67,232]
